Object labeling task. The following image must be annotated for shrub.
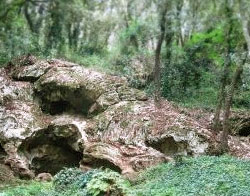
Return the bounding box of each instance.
[52,168,131,196]
[86,169,131,196]
[53,168,97,192]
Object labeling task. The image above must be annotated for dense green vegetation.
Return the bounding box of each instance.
[1,156,250,196]
[0,168,131,196]
[1,0,250,109]
[0,181,51,196]
[132,156,250,196]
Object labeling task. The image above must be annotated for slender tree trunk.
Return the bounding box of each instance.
[165,14,173,64]
[218,0,233,152]
[24,2,35,33]
[154,1,168,106]
[218,0,247,152]
[176,0,184,47]
[220,64,243,151]
[213,56,230,132]
[213,0,232,134]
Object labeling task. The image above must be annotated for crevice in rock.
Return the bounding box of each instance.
[19,128,83,175]
[12,76,39,83]
[0,144,7,164]
[147,137,190,156]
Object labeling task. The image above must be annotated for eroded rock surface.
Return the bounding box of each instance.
[0,55,247,178]
[35,173,53,182]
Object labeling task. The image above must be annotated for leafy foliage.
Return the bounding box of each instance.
[131,156,250,196]
[0,181,52,196]
[0,168,130,196]
[2,157,250,196]
[86,169,131,196]
[53,168,95,191]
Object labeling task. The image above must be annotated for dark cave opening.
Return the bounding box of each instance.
[238,126,250,137]
[37,88,95,116]
[31,144,83,175]
[87,158,122,173]
[49,100,71,115]
[148,137,190,156]
[20,130,83,175]
[149,137,179,156]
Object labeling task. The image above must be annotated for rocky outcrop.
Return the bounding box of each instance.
[0,55,246,179]
[0,164,15,183]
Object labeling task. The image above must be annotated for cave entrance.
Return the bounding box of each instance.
[148,137,190,156]
[19,129,83,175]
[84,158,122,173]
[238,126,250,137]
[37,87,95,116]
[233,119,250,137]
[31,142,83,175]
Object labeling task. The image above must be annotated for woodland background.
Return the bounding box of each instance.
[1,0,250,109]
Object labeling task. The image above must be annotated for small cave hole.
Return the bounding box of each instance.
[238,126,250,137]
[0,144,7,164]
[37,88,95,116]
[148,137,189,156]
[85,158,122,173]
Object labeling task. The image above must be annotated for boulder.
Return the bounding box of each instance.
[0,164,15,183]
[35,173,53,182]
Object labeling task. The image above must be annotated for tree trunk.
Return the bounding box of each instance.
[218,0,248,152]
[220,64,243,152]
[213,56,230,132]
[24,2,35,33]
[213,0,233,134]
[176,0,184,47]
[154,1,168,106]
[165,12,173,64]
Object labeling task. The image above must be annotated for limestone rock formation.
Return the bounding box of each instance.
[0,55,247,179]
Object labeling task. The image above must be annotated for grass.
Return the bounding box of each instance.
[0,181,52,196]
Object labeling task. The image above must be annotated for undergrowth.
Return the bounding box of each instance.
[131,155,250,196]
[1,156,250,196]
